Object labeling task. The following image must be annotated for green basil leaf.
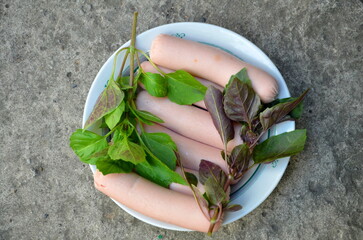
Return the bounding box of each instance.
[204,177,227,206]
[139,72,168,97]
[69,129,109,164]
[135,155,186,188]
[88,148,110,164]
[84,80,124,129]
[229,144,250,173]
[110,122,134,143]
[204,86,234,145]
[105,101,125,130]
[259,89,309,131]
[185,172,198,186]
[142,132,177,151]
[223,68,261,125]
[133,109,164,124]
[118,76,131,89]
[165,70,207,105]
[253,129,307,164]
[108,137,146,164]
[141,132,177,170]
[96,159,134,175]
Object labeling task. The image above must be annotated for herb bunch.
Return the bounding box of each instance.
[70,12,207,187]
[186,69,308,235]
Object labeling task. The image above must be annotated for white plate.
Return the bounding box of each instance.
[83,22,294,231]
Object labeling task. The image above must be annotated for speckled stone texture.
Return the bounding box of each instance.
[0,0,362,239]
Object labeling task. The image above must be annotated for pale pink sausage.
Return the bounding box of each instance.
[150,34,278,103]
[139,61,223,109]
[94,171,214,232]
[144,123,228,173]
[137,91,243,152]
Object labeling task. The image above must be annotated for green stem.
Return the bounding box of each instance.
[207,208,220,236]
[109,47,129,81]
[135,49,167,75]
[136,52,142,72]
[116,50,130,82]
[129,12,138,87]
[103,122,122,138]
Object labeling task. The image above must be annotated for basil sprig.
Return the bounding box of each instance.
[69,12,206,187]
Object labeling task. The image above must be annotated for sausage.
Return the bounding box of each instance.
[139,61,223,109]
[94,170,215,232]
[144,123,228,173]
[150,34,278,103]
[136,91,243,151]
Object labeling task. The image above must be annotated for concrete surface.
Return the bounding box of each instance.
[1,0,362,239]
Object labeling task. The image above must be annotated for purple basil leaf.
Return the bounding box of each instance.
[191,185,211,220]
[224,204,242,212]
[204,86,234,145]
[204,177,227,206]
[229,144,251,173]
[84,80,124,129]
[199,160,227,186]
[240,124,258,146]
[223,68,261,126]
[266,97,304,119]
[259,89,309,131]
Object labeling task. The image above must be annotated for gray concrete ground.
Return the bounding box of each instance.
[1,0,362,239]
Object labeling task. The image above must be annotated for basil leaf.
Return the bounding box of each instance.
[135,155,186,188]
[139,72,168,97]
[165,70,207,105]
[240,123,258,145]
[84,80,124,129]
[96,159,134,175]
[108,137,146,164]
[204,177,227,206]
[69,129,108,164]
[259,89,309,131]
[266,97,304,119]
[204,86,234,145]
[142,132,177,151]
[111,121,134,141]
[229,144,251,172]
[185,172,198,186]
[223,68,261,126]
[88,148,110,164]
[105,101,125,130]
[191,185,211,220]
[224,204,242,212]
[141,132,177,170]
[133,109,164,124]
[253,129,307,164]
[199,160,227,187]
[118,76,132,89]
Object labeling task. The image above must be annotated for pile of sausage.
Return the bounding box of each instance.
[94,34,278,232]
